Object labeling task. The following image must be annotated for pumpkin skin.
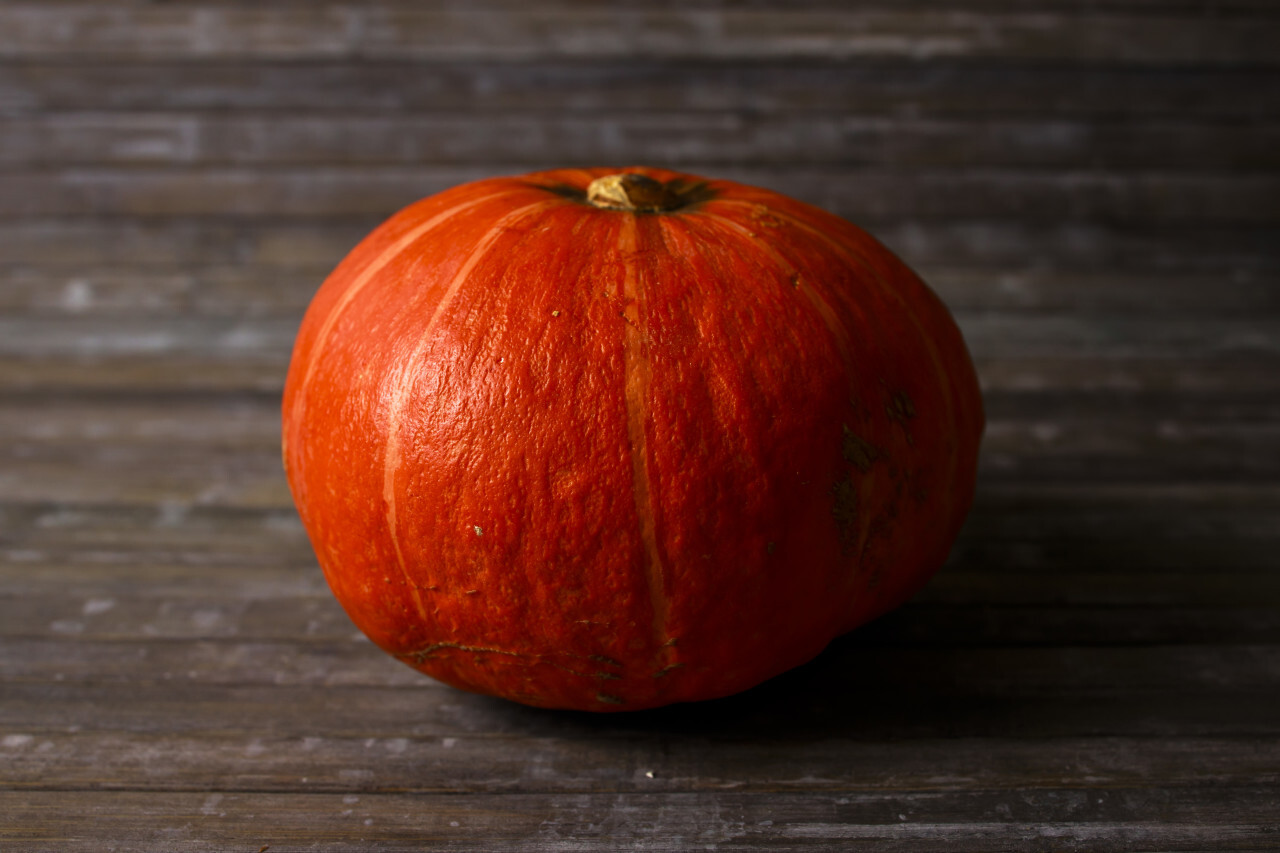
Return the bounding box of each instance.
[282,166,983,711]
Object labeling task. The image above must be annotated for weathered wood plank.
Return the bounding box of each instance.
[3,477,1278,640]
[0,220,363,271]
[4,61,1275,121]
[1,168,1274,224]
[5,552,1276,646]
[919,268,1279,315]
[980,419,1280,482]
[5,390,1277,447]
[0,317,297,360]
[6,586,1279,649]
[2,309,1277,395]
[972,355,1280,394]
[2,113,1276,172]
[5,547,1274,610]
[2,266,1275,318]
[4,549,1277,614]
[1,395,1278,511]
[4,481,1272,542]
[5,352,1279,395]
[0,267,320,318]
[2,725,1279,795]
[13,0,1280,13]
[2,789,1276,853]
[4,480,1276,601]
[3,481,1275,566]
[3,672,1279,743]
[3,632,1277,693]
[0,446,289,508]
[2,220,1273,275]
[3,418,1277,509]
[0,561,327,599]
[921,570,1280,608]
[1,314,1275,364]
[0,496,308,555]
[0,6,1272,65]
[0,356,286,393]
[0,395,283,446]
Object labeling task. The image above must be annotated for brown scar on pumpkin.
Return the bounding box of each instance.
[886,391,917,445]
[841,425,881,472]
[653,662,685,678]
[590,654,623,668]
[887,391,916,421]
[596,692,626,705]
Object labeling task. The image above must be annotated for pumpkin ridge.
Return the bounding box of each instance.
[713,200,959,454]
[614,214,673,658]
[381,197,563,623]
[694,209,856,372]
[771,206,957,501]
[289,190,508,444]
[717,198,974,620]
[675,210,884,629]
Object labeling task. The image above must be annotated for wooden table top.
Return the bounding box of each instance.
[2,3,1277,850]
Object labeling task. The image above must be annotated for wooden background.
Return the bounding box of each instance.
[2,2,1278,850]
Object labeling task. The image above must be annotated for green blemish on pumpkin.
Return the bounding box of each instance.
[590,654,623,668]
[887,391,916,421]
[886,391,917,445]
[596,692,625,705]
[841,425,881,472]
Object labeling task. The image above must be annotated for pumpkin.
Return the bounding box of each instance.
[282,167,983,711]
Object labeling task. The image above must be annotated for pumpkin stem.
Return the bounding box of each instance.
[587,173,682,213]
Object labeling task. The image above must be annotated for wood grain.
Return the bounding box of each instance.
[1,167,1274,223]
[3,219,1273,275]
[3,267,1275,318]
[5,61,1276,120]
[0,0,1276,849]
[4,724,1280,792]
[3,114,1277,171]
[3,789,1275,853]
[0,6,1273,65]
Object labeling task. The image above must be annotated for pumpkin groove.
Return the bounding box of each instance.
[613,213,672,653]
[381,197,562,625]
[291,191,508,421]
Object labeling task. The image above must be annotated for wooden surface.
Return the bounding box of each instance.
[2,2,1278,850]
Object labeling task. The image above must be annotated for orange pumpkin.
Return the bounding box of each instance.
[282,167,983,711]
